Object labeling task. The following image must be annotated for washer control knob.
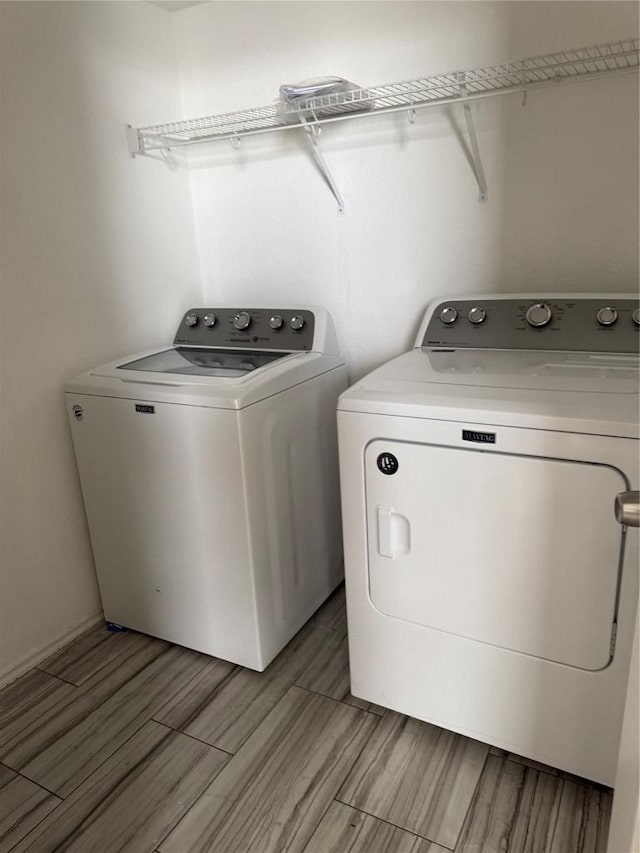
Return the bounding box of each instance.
[468,307,486,325]
[185,313,198,327]
[290,315,305,331]
[203,313,216,328]
[526,303,552,328]
[440,306,458,325]
[596,307,618,327]
[233,311,251,330]
[632,308,640,326]
[269,315,284,330]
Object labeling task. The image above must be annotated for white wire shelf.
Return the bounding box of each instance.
[129,38,639,155]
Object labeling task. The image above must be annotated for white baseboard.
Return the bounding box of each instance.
[0,610,104,688]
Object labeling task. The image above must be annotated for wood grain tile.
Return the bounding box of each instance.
[295,631,385,715]
[38,623,157,686]
[160,685,378,853]
[486,746,599,785]
[344,693,386,715]
[0,774,61,852]
[294,588,385,715]
[152,657,236,734]
[0,669,76,751]
[11,721,228,853]
[155,611,347,754]
[0,611,610,853]
[311,584,348,633]
[455,755,611,853]
[295,628,350,699]
[0,634,168,772]
[5,644,210,797]
[0,767,16,791]
[304,801,449,853]
[548,775,612,853]
[489,744,567,776]
[489,745,569,780]
[339,711,489,849]
[156,584,379,754]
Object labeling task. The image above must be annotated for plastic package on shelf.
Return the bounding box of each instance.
[276,76,374,124]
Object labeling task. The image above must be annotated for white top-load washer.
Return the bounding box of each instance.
[66,306,347,671]
[338,294,639,784]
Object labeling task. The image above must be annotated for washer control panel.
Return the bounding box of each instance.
[175,308,315,350]
[422,298,640,352]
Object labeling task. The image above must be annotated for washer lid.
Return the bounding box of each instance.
[117,347,289,378]
[338,348,639,437]
[68,346,345,410]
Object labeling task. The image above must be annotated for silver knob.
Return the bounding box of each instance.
[633,308,640,326]
[526,303,552,328]
[290,315,305,331]
[440,306,458,325]
[185,313,198,327]
[269,315,284,330]
[234,311,251,330]
[596,307,617,327]
[615,491,640,528]
[203,313,216,328]
[468,307,486,325]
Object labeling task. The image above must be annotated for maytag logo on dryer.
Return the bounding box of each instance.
[135,404,155,414]
[462,429,496,444]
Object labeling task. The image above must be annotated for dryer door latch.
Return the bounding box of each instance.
[615,491,640,528]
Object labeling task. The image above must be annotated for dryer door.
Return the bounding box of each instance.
[365,440,625,671]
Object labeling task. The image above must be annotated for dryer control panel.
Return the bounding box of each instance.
[421,297,640,353]
[175,308,315,351]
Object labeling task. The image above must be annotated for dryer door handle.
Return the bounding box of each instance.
[615,491,640,528]
[376,506,411,558]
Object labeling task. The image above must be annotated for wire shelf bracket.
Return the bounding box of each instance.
[127,38,639,210]
[300,117,345,213]
[457,74,488,202]
[463,104,487,202]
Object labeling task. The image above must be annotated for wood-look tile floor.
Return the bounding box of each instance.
[0,586,612,853]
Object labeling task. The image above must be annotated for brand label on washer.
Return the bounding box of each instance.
[135,404,155,414]
[462,429,496,444]
[377,452,399,475]
[72,404,84,421]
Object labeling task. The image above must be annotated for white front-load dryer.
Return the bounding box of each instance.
[66,306,347,671]
[337,294,639,784]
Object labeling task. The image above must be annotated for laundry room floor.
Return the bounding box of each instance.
[0,585,612,853]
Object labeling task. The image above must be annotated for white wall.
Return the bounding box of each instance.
[0,1,201,682]
[173,0,638,380]
[501,2,639,292]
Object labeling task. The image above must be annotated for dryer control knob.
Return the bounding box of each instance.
[440,306,458,325]
[632,308,640,326]
[185,313,198,327]
[269,315,284,330]
[596,307,617,327]
[203,313,216,327]
[526,303,552,328]
[234,311,251,330]
[468,307,486,325]
[290,315,305,331]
